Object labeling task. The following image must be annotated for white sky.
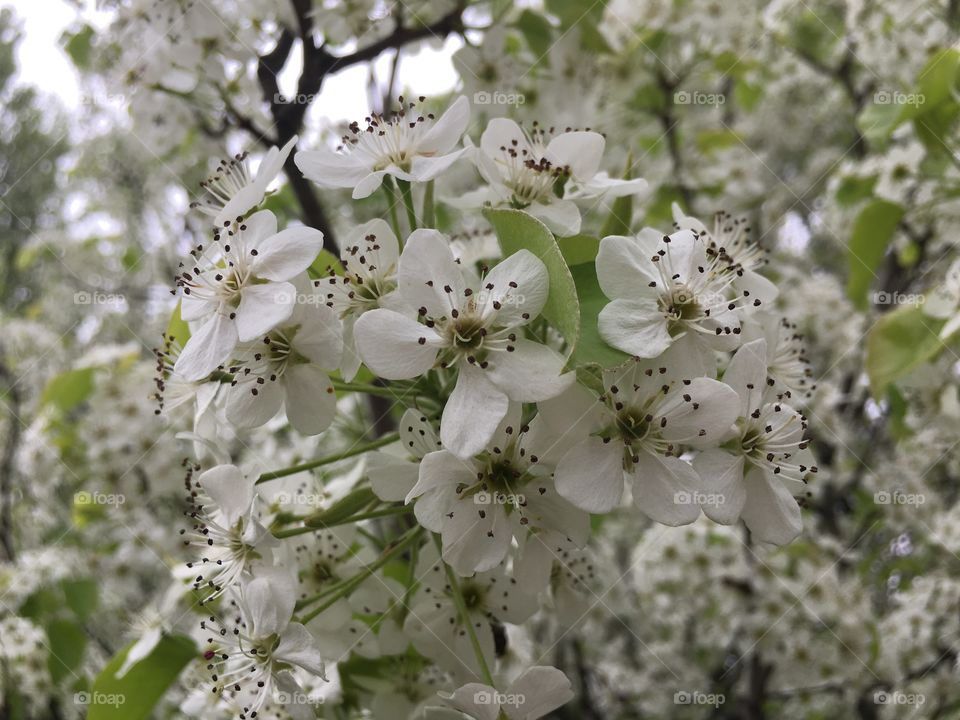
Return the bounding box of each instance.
[9,0,461,121]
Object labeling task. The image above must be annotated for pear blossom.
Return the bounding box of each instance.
[174,210,325,382]
[202,567,326,716]
[315,218,403,381]
[693,339,817,545]
[224,277,343,435]
[671,203,778,303]
[295,95,470,199]
[471,118,647,236]
[353,230,573,458]
[405,403,589,576]
[544,360,739,522]
[403,545,539,679]
[191,136,298,229]
[596,227,762,377]
[438,665,575,720]
[367,408,442,502]
[182,463,275,600]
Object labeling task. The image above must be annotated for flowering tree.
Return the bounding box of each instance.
[2,0,960,718]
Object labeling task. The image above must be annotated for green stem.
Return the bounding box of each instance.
[437,536,496,685]
[331,379,401,399]
[383,176,404,240]
[299,526,423,623]
[397,178,418,232]
[422,179,435,228]
[272,505,413,538]
[256,433,400,484]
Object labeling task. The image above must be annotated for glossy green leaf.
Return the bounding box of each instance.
[865,304,946,396]
[40,368,96,412]
[845,199,904,310]
[557,234,600,266]
[483,208,580,348]
[165,300,191,347]
[87,635,196,720]
[46,618,87,683]
[565,263,630,371]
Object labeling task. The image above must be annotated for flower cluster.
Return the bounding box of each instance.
[137,91,820,719]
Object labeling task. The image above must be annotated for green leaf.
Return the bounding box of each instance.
[307,248,345,279]
[557,234,600,266]
[904,48,960,120]
[566,263,630,370]
[62,25,95,70]
[845,199,904,310]
[63,578,99,621]
[305,487,377,528]
[515,10,554,59]
[46,618,87,683]
[834,175,877,206]
[483,208,580,348]
[40,368,96,412]
[865,304,946,396]
[546,0,607,28]
[165,300,191,347]
[87,635,196,720]
[856,100,903,147]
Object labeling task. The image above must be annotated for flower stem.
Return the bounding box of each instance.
[383,176,404,240]
[436,535,496,685]
[272,505,412,538]
[422,179,435,227]
[298,526,423,623]
[256,432,399,484]
[331,379,402,398]
[397,178,418,231]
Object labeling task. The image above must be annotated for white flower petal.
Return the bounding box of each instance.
[555,436,624,513]
[546,130,604,181]
[353,309,441,379]
[485,340,574,402]
[235,282,296,342]
[529,199,581,236]
[724,338,767,416]
[283,365,336,435]
[630,453,703,526]
[353,171,387,199]
[692,449,747,524]
[658,377,739,447]
[481,249,549,326]
[226,377,285,429]
[295,148,369,188]
[505,666,575,720]
[291,304,343,369]
[174,312,238,381]
[275,623,326,678]
[596,231,661,299]
[741,467,803,545]
[418,95,470,155]
[441,364,509,458]
[399,229,466,318]
[249,226,324,281]
[598,298,672,357]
